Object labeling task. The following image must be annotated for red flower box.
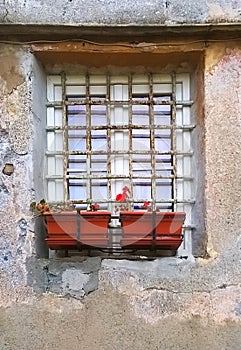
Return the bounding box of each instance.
[44,211,111,250]
[120,211,186,251]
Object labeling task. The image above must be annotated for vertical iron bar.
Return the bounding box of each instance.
[149,73,156,211]
[106,74,112,211]
[86,73,91,206]
[171,72,177,212]
[61,72,68,204]
[128,74,133,208]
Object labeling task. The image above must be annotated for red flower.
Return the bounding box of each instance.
[122,186,130,194]
[37,203,43,211]
[116,193,127,202]
[143,201,150,208]
[91,203,100,211]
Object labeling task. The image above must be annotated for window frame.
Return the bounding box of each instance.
[46,70,195,256]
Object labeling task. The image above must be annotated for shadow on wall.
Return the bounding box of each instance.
[34,216,49,258]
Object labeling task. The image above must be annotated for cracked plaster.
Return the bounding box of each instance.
[1,0,241,25]
[0,8,241,348]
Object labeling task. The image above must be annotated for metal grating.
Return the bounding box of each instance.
[46,72,195,256]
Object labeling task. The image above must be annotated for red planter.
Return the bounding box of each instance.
[43,210,185,253]
[44,211,78,250]
[79,211,111,247]
[120,211,186,251]
[43,211,111,250]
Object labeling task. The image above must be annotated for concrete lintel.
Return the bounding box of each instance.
[0,23,241,42]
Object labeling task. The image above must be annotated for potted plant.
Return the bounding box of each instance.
[78,204,111,248]
[30,199,79,249]
[116,188,186,252]
[30,200,111,250]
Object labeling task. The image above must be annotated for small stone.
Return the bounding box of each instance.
[2,163,14,176]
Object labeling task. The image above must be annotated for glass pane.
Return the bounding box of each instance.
[54,85,62,101]
[133,180,151,200]
[91,130,107,151]
[56,180,64,201]
[132,130,150,151]
[66,85,85,96]
[91,179,108,200]
[154,104,171,126]
[90,155,107,175]
[47,157,55,176]
[111,154,129,176]
[55,108,62,127]
[56,156,63,176]
[68,155,86,174]
[111,130,129,151]
[156,180,172,200]
[110,84,128,101]
[68,130,86,151]
[155,129,171,151]
[132,105,149,125]
[155,155,173,177]
[55,132,63,151]
[132,158,152,176]
[67,105,86,126]
[91,105,107,126]
[153,83,172,94]
[110,105,129,125]
[69,180,87,200]
[47,131,63,152]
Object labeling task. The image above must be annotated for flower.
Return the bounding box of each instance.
[115,186,131,212]
[90,203,100,211]
[30,199,50,214]
[115,186,152,212]
[122,186,130,194]
[142,201,152,211]
[116,193,127,202]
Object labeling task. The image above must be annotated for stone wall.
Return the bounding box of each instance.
[0,0,241,25]
[0,1,241,349]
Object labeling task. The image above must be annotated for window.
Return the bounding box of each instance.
[46,71,194,255]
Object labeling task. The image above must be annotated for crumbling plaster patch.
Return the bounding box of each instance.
[0,46,32,123]
[0,45,25,96]
[208,2,241,22]
[0,46,36,306]
[99,258,241,325]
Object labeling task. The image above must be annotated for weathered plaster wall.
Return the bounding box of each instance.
[0,45,35,305]
[0,0,241,25]
[0,1,241,346]
[205,44,241,256]
[0,39,241,349]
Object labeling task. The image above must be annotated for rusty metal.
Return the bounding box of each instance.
[47,99,193,108]
[47,72,194,212]
[128,74,133,200]
[61,72,68,203]
[85,73,91,203]
[149,73,156,211]
[106,75,112,210]
[171,72,177,212]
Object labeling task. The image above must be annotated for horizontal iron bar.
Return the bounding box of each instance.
[60,174,193,180]
[47,100,193,107]
[46,124,196,131]
[51,199,195,205]
[46,150,193,156]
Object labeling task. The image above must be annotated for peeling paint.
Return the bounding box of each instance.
[0,3,241,347]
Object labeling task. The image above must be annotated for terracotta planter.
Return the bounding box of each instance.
[79,211,111,247]
[44,211,111,250]
[44,211,78,250]
[120,211,186,251]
